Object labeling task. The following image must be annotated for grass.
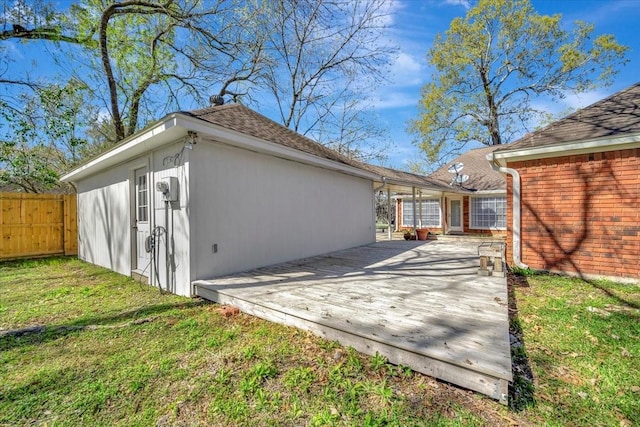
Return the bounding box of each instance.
[0,257,638,426]
[509,272,640,426]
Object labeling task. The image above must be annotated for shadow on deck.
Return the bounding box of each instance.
[194,240,512,404]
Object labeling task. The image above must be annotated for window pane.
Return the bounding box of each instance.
[471,197,506,229]
[137,174,148,222]
[402,199,440,227]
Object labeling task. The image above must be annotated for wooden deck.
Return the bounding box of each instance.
[193,240,512,403]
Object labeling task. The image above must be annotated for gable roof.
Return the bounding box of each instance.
[496,82,640,154]
[63,102,449,192]
[428,146,505,193]
[182,103,353,167]
[182,103,450,192]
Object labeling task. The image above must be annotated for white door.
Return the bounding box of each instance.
[134,167,151,271]
[448,197,463,233]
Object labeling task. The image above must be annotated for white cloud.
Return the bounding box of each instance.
[389,52,424,86]
[442,0,471,9]
[561,90,609,110]
[96,108,112,122]
[372,90,420,110]
[376,0,405,26]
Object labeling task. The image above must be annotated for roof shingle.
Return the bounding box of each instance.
[428,146,505,192]
[497,82,640,152]
[182,103,450,191]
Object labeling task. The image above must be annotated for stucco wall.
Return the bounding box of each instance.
[507,148,640,280]
[190,141,375,281]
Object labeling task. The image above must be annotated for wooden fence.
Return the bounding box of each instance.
[0,192,77,260]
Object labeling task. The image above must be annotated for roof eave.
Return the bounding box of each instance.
[61,112,381,183]
[492,132,640,164]
[175,114,381,182]
[61,115,185,182]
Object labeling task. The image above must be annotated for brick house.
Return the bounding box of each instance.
[488,82,640,282]
[395,146,507,237]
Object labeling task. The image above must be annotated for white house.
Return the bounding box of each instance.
[62,101,447,296]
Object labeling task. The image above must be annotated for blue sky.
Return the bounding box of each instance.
[375,0,640,169]
[4,0,640,172]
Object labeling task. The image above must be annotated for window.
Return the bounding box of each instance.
[137,174,148,222]
[402,199,441,227]
[470,196,506,229]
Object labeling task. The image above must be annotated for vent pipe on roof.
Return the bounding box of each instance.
[210,95,224,106]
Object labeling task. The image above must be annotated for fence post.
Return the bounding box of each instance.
[64,194,78,256]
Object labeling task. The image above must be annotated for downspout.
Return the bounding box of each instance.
[486,153,528,269]
[373,177,386,193]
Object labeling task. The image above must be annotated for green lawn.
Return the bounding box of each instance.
[509,272,640,426]
[1,257,638,426]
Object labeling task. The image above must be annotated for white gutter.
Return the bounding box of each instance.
[175,114,381,182]
[61,117,183,182]
[486,153,529,269]
[492,133,640,163]
[62,110,445,194]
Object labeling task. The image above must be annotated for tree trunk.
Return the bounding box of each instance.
[480,68,502,145]
[99,4,125,141]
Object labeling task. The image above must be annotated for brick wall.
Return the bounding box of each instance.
[396,198,443,233]
[507,148,640,280]
[395,197,506,236]
[461,197,507,237]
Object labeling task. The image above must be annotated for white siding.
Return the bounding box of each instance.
[151,143,191,296]
[190,141,374,281]
[75,142,193,297]
[76,163,135,275]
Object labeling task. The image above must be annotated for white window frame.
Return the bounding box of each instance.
[469,196,506,230]
[401,199,441,228]
[136,173,149,223]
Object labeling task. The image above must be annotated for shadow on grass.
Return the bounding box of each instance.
[507,271,536,411]
[0,299,211,352]
[582,278,640,311]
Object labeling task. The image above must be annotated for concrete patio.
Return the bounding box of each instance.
[193,239,512,403]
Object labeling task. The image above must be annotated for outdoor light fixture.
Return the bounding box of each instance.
[185,131,199,150]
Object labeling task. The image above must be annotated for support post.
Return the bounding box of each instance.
[412,187,417,238]
[387,187,392,241]
[418,190,423,229]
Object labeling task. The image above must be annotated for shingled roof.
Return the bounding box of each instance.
[428,146,505,193]
[182,103,354,167]
[182,103,449,191]
[496,82,640,152]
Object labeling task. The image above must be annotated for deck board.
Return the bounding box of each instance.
[194,239,512,403]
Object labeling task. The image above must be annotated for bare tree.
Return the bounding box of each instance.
[2,0,396,171]
[312,97,393,163]
[258,0,396,159]
[78,0,266,141]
